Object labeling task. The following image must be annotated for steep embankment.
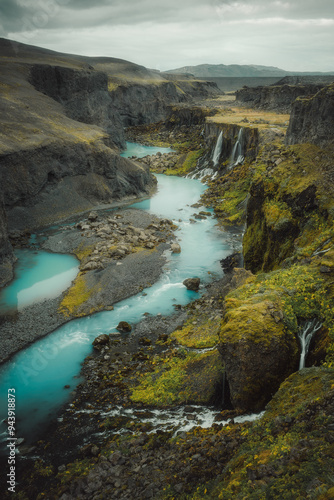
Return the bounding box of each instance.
[0,55,155,285]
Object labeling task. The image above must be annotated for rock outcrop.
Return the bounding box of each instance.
[3,139,156,233]
[219,295,299,411]
[235,82,325,113]
[0,192,14,287]
[286,83,334,148]
[109,77,219,127]
[29,64,125,148]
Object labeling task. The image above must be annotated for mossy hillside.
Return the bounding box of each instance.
[129,292,228,407]
[190,368,334,500]
[225,261,334,366]
[164,149,205,176]
[243,143,334,272]
[130,349,223,406]
[201,160,253,225]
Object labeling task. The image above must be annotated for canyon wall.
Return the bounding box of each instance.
[235,83,325,113]
[108,77,219,127]
[285,83,334,148]
[30,64,125,148]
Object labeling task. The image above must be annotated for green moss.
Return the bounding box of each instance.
[220,297,286,346]
[170,318,220,349]
[188,368,334,500]
[165,149,204,176]
[263,199,294,231]
[227,263,324,330]
[202,161,253,226]
[58,272,100,317]
[130,349,223,406]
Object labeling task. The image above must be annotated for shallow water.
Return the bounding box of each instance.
[0,250,79,313]
[0,159,236,446]
[121,141,174,158]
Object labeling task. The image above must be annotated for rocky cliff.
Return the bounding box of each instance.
[29,64,125,148]
[235,82,325,113]
[286,83,334,148]
[0,192,14,287]
[107,74,220,127]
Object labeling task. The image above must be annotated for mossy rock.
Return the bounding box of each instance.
[130,349,224,406]
[219,298,299,411]
[205,367,334,500]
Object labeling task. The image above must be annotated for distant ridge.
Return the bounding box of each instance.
[165,63,334,78]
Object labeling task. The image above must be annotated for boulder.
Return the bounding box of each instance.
[92,334,110,348]
[219,298,299,411]
[88,211,99,222]
[171,243,181,253]
[183,278,200,292]
[116,321,132,333]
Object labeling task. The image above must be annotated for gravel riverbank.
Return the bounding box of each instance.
[0,207,179,363]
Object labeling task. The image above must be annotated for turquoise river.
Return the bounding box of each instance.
[0,143,238,449]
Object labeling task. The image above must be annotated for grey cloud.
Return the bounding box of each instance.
[0,0,333,72]
[1,0,334,37]
[211,0,334,20]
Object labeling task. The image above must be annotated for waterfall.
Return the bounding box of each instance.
[212,131,223,167]
[230,128,244,168]
[298,319,322,370]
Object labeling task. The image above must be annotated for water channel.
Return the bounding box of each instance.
[0,143,240,449]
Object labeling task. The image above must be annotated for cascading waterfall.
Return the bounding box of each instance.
[187,131,223,180]
[230,128,244,168]
[212,131,223,167]
[298,319,322,370]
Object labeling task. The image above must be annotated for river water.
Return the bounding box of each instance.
[0,143,238,448]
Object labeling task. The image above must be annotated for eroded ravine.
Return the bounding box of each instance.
[0,146,237,450]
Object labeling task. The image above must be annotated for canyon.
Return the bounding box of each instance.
[0,38,334,500]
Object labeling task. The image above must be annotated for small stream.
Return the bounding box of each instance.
[0,143,242,449]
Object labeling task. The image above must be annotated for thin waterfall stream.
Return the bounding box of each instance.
[298,319,322,370]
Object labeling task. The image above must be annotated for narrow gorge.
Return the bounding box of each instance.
[0,38,334,500]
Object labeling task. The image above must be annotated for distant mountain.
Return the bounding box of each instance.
[165,63,334,78]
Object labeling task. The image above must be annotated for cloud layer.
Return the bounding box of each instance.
[0,0,333,71]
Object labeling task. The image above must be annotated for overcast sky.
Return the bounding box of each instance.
[0,0,333,72]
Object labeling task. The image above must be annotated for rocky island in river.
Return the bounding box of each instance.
[0,38,334,500]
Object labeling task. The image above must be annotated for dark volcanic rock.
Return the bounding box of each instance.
[183,278,201,291]
[235,82,325,113]
[116,321,132,333]
[109,78,220,127]
[0,191,14,287]
[286,83,334,148]
[219,299,299,411]
[3,142,156,233]
[235,76,334,113]
[30,64,125,148]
